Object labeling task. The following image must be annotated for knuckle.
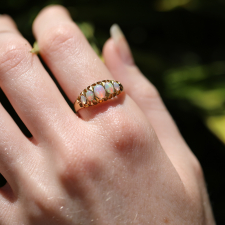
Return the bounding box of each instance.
[40,23,82,55]
[127,67,166,111]
[139,83,164,110]
[132,66,161,100]
[0,38,32,77]
[144,83,160,99]
[26,196,64,222]
[59,145,101,184]
[23,180,66,221]
[108,111,154,154]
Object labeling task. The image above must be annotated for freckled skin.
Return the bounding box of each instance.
[164,218,169,224]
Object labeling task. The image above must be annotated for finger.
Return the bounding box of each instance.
[0,192,20,225]
[33,6,117,119]
[0,104,32,195]
[102,25,201,181]
[0,15,76,142]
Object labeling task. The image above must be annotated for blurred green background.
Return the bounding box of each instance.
[1,0,225,223]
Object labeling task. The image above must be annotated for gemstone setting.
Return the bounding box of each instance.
[94,85,105,99]
[113,82,120,92]
[86,90,94,101]
[105,82,114,94]
[80,95,86,105]
[75,80,123,112]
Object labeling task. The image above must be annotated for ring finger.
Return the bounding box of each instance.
[33,6,125,120]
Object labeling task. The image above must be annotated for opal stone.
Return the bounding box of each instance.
[86,90,94,101]
[80,95,86,105]
[94,85,105,99]
[113,82,120,91]
[105,82,114,94]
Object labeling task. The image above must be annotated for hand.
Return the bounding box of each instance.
[0,6,215,225]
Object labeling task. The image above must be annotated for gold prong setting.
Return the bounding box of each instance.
[75,80,123,112]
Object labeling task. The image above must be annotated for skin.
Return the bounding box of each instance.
[0,5,215,225]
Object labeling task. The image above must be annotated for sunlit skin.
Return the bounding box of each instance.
[0,5,215,225]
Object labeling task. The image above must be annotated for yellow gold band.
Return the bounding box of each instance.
[74,80,123,113]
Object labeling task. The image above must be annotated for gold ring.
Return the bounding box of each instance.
[74,80,123,113]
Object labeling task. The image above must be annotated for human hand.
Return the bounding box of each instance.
[0,6,215,225]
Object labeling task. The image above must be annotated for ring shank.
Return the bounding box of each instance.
[74,101,83,113]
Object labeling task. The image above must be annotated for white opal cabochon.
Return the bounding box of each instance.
[94,85,106,99]
[113,82,120,91]
[105,82,114,94]
[86,90,94,101]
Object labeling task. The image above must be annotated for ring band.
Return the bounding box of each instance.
[74,80,123,113]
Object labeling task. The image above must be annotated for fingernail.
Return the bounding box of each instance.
[110,24,134,65]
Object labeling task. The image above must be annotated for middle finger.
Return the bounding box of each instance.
[0,15,76,142]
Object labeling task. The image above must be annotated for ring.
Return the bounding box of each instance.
[74,80,123,113]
